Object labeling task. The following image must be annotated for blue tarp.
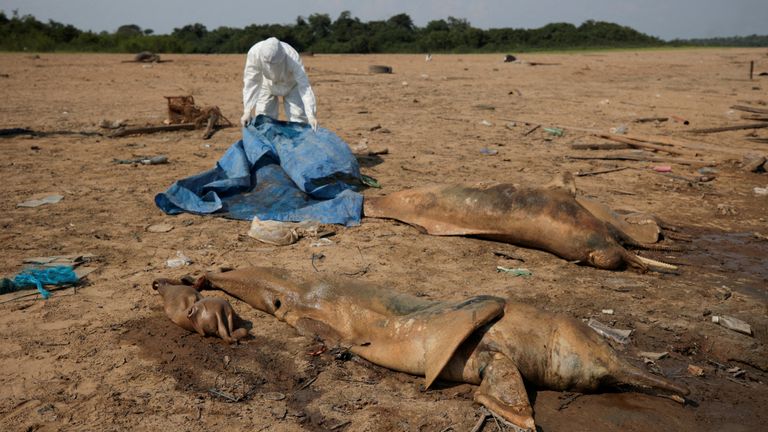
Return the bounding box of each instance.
[154,115,363,226]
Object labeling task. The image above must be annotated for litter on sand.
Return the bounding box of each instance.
[0,265,80,299]
[17,194,63,208]
[496,266,532,276]
[587,318,632,344]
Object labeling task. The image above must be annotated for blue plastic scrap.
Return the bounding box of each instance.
[0,265,80,299]
[155,115,364,226]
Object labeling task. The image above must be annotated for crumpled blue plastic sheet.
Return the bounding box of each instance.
[0,265,80,299]
[154,115,363,226]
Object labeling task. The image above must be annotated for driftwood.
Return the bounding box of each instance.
[690,122,768,134]
[746,137,768,144]
[575,166,630,177]
[634,117,668,123]
[741,114,768,121]
[109,123,197,138]
[730,105,768,115]
[597,134,683,155]
[566,153,712,166]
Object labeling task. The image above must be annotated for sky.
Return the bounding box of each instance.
[1,0,766,40]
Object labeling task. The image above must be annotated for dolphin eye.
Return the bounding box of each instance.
[274,299,281,309]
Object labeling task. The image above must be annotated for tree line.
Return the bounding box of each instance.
[0,9,763,54]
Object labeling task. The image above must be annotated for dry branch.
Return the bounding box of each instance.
[730,105,768,115]
[690,122,768,134]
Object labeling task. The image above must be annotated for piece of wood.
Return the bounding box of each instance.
[523,124,541,136]
[690,122,768,134]
[109,123,197,138]
[596,134,684,155]
[634,117,668,123]
[575,166,630,177]
[746,137,768,144]
[741,114,768,121]
[617,132,741,158]
[571,142,632,150]
[730,105,768,115]
[566,153,711,166]
[750,61,754,80]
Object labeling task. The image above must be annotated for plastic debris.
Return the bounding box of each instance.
[687,364,705,377]
[361,174,381,188]
[146,224,174,233]
[543,127,564,136]
[113,155,168,165]
[601,309,614,315]
[480,120,493,126]
[638,351,668,361]
[310,238,334,247]
[166,251,192,268]
[0,265,80,299]
[496,266,532,277]
[480,147,498,156]
[18,194,63,208]
[712,315,753,336]
[587,318,632,344]
[754,186,768,196]
[653,165,672,173]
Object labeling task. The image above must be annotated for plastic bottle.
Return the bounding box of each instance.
[712,315,753,336]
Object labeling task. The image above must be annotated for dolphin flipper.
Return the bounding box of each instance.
[474,353,536,431]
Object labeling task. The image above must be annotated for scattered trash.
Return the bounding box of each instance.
[753,186,768,196]
[23,253,96,267]
[146,224,174,233]
[99,119,126,129]
[587,318,632,344]
[496,266,532,277]
[310,238,334,247]
[503,54,517,62]
[401,81,408,86]
[166,251,192,268]
[480,120,493,126]
[711,315,753,336]
[670,115,690,125]
[368,65,393,74]
[473,104,496,111]
[727,366,746,378]
[698,167,718,175]
[716,204,737,215]
[742,154,766,173]
[17,194,63,208]
[638,351,668,361]
[505,122,517,130]
[247,217,319,246]
[360,174,381,188]
[131,51,161,63]
[609,124,628,134]
[0,265,80,299]
[113,155,168,165]
[653,165,672,173]
[687,364,705,377]
[425,54,432,62]
[543,127,564,137]
[480,147,498,156]
[601,309,614,315]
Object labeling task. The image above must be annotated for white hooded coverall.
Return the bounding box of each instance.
[242,37,317,128]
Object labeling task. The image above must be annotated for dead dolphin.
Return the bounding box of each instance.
[187,297,249,343]
[364,174,674,271]
[153,278,202,332]
[193,267,689,430]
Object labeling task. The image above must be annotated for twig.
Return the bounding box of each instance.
[0,128,102,138]
[557,392,583,411]
[566,154,699,165]
[470,410,490,432]
[311,253,324,272]
[571,142,631,150]
[331,420,352,430]
[634,117,668,123]
[297,375,318,391]
[597,134,683,155]
[690,122,768,134]
[730,104,768,115]
[575,166,629,177]
[523,124,541,136]
[208,388,239,402]
[109,123,197,138]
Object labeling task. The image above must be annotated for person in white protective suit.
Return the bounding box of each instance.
[241,37,318,131]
